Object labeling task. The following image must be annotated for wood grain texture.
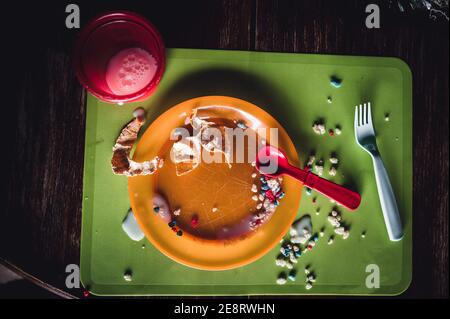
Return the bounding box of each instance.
[255,0,449,299]
[0,0,447,298]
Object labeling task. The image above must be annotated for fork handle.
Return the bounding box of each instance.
[372,156,403,241]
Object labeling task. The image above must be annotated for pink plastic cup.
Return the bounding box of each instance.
[73,11,165,104]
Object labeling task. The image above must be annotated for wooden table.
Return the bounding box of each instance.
[1,0,448,298]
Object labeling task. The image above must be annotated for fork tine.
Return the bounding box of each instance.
[367,102,372,126]
[364,103,367,124]
[359,104,363,126]
[354,106,359,128]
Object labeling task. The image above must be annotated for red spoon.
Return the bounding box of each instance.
[256,145,361,211]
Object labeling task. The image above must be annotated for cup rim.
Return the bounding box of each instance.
[73,11,166,104]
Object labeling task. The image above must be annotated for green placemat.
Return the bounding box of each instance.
[80,48,412,296]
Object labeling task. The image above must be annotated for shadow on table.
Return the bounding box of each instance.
[0,281,61,299]
[149,67,362,195]
[151,68,310,153]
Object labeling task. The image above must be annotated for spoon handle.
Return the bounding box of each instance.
[304,173,361,211]
[284,166,361,211]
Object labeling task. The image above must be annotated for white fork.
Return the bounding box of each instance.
[354,102,403,241]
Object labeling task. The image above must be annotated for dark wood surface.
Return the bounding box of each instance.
[1,0,448,298]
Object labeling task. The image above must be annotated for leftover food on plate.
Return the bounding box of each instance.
[113,106,288,242]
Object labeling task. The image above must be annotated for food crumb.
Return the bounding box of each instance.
[307,154,316,167]
[312,122,326,135]
[328,209,350,239]
[275,257,287,267]
[123,270,133,282]
[276,273,287,285]
[289,254,298,264]
[251,184,258,193]
[288,270,297,281]
[276,278,287,285]
[211,207,218,213]
[329,166,337,176]
[330,75,342,88]
[251,173,257,178]
[327,236,334,245]
[173,208,181,216]
[342,230,350,239]
[384,113,390,122]
[361,231,366,238]
[335,126,342,135]
[329,157,339,164]
[252,195,258,201]
[191,215,199,228]
[327,96,332,104]
[314,161,324,176]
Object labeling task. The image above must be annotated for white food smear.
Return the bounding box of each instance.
[170,109,232,176]
[121,209,145,241]
[122,193,171,241]
[152,193,172,223]
[289,215,313,244]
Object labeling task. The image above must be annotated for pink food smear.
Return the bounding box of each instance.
[106,47,158,96]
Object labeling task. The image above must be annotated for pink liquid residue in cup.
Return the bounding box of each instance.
[106,47,158,96]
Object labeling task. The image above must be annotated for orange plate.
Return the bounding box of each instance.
[128,96,302,270]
